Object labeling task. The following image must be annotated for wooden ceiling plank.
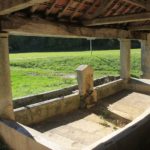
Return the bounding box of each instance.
[122,0,146,9]
[84,0,116,19]
[83,0,100,19]
[129,25,150,31]
[104,0,122,17]
[123,5,134,14]
[113,2,127,16]
[83,12,150,26]
[0,0,49,15]
[58,0,74,18]
[46,0,58,15]
[70,0,87,20]
[146,0,150,11]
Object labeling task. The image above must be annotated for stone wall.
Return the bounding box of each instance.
[14,76,119,109]
[87,109,150,150]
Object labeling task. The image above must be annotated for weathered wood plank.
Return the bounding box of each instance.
[58,0,73,18]
[0,0,49,15]
[0,16,146,39]
[129,25,150,31]
[146,0,150,11]
[123,0,146,9]
[45,0,58,15]
[83,12,150,26]
[70,0,87,20]
[84,0,112,19]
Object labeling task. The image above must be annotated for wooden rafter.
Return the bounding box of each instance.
[84,0,114,19]
[83,12,150,26]
[0,0,49,15]
[58,0,74,18]
[0,16,146,39]
[122,0,146,9]
[70,0,87,20]
[129,6,139,13]
[113,3,126,16]
[46,0,58,15]
[31,1,52,13]
[123,4,133,14]
[104,0,122,17]
[146,0,150,11]
[83,0,101,19]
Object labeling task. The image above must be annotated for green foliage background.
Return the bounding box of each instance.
[9,36,140,53]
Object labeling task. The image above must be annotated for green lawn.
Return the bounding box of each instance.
[10,49,141,99]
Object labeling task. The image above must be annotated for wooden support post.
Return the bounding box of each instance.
[76,65,97,108]
[141,34,150,79]
[120,39,131,81]
[146,1,150,11]
[0,32,14,120]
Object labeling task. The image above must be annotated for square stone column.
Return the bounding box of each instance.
[120,39,131,81]
[0,32,14,120]
[76,65,97,108]
[141,34,150,79]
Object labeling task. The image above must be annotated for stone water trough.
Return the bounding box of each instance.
[0,65,150,150]
[0,0,150,149]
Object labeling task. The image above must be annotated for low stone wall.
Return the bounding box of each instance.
[14,93,80,125]
[13,85,78,109]
[86,108,150,150]
[13,76,120,109]
[126,78,150,94]
[0,120,60,150]
[95,79,125,100]
[14,77,122,125]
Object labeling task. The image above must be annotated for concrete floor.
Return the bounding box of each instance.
[32,111,117,150]
[102,90,150,120]
[31,90,150,150]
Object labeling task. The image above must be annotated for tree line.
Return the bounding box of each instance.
[9,36,140,53]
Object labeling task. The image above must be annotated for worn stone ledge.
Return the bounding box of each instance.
[13,76,119,109]
[0,120,60,150]
[14,93,80,125]
[126,78,150,94]
[86,108,150,150]
[95,79,125,100]
[13,85,78,109]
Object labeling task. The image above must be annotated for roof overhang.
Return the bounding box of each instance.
[0,0,149,39]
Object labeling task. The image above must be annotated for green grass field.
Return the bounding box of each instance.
[10,49,141,99]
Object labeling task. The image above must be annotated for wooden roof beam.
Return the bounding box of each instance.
[129,25,150,31]
[0,0,49,15]
[83,12,150,26]
[0,16,146,40]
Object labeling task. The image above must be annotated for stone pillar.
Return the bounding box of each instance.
[0,32,14,120]
[141,34,150,79]
[120,39,131,81]
[76,65,97,108]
